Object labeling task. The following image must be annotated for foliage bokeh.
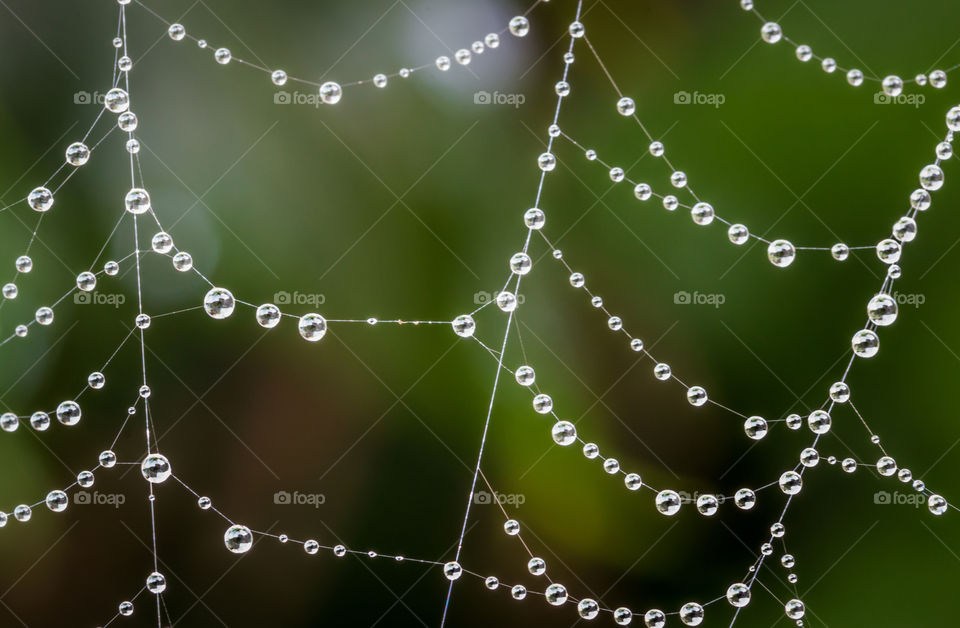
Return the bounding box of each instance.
[0,1,959,626]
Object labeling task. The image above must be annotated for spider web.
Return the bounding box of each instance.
[0,0,957,626]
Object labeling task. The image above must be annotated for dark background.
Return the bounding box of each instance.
[0,0,959,626]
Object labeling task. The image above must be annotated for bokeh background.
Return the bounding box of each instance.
[0,0,959,626]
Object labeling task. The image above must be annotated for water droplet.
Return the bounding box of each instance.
[224,524,253,553]
[617,97,636,116]
[298,313,327,341]
[45,490,68,512]
[256,304,281,328]
[656,490,681,516]
[203,288,235,319]
[767,239,796,267]
[124,188,151,214]
[56,401,81,426]
[452,315,475,338]
[319,82,342,104]
[141,454,171,483]
[146,572,167,594]
[726,583,751,608]
[508,16,530,37]
[852,329,879,358]
[545,583,568,606]
[761,22,782,44]
[65,142,90,166]
[443,561,462,580]
[779,471,802,495]
[551,421,577,446]
[680,602,704,626]
[27,187,53,212]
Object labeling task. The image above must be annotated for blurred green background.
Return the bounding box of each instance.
[1,0,959,626]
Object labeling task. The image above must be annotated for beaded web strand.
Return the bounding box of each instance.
[0,0,957,626]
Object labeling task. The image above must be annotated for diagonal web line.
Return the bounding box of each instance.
[439,3,584,624]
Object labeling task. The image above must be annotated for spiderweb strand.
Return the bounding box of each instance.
[0,1,957,626]
[740,0,956,88]
[132,0,548,92]
[439,3,584,625]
